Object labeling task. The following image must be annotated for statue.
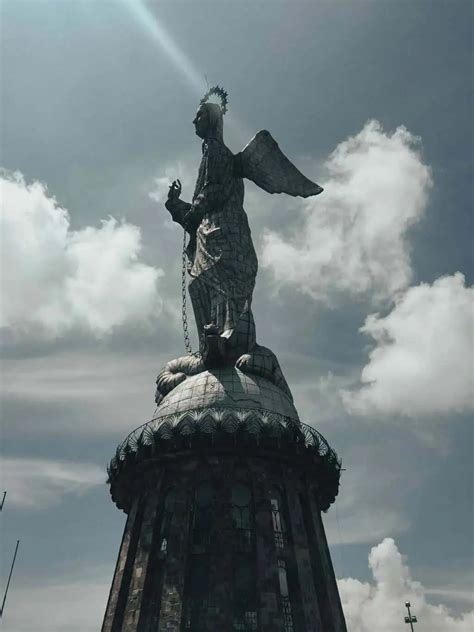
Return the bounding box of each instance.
[156,87,323,404]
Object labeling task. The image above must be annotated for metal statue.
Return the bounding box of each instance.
[157,87,323,404]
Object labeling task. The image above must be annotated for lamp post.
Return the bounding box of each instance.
[404,601,418,631]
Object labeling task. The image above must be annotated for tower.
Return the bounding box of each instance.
[102,87,346,631]
[102,367,346,631]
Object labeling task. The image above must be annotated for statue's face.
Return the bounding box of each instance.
[193,107,209,139]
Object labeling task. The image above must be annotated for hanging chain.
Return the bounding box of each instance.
[181,230,193,354]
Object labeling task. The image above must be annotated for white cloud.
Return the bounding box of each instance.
[0,171,163,337]
[292,370,354,428]
[149,159,201,241]
[0,457,104,509]
[342,273,474,417]
[4,539,471,632]
[261,120,432,303]
[339,538,474,632]
[2,565,110,632]
[149,160,194,206]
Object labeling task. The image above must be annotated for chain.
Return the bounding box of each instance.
[181,230,193,354]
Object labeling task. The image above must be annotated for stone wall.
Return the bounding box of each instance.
[102,452,346,632]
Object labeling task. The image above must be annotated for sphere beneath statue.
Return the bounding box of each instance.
[155,366,299,422]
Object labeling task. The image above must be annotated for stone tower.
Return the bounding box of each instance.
[102,87,346,631]
[102,367,346,631]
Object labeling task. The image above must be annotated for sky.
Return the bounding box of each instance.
[0,0,473,630]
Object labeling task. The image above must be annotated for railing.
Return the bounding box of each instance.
[281,597,294,632]
[107,407,342,511]
[111,407,339,465]
[232,610,258,631]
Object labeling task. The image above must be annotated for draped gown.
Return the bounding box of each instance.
[166,137,258,355]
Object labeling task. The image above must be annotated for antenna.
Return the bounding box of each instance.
[0,492,21,618]
[0,540,20,618]
[204,73,209,90]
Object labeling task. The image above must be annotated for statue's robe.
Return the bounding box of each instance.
[160,114,322,402]
[166,137,258,354]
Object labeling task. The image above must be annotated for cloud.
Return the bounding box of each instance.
[1,350,164,437]
[1,565,110,632]
[339,538,474,632]
[2,351,160,403]
[0,457,104,509]
[425,587,474,607]
[4,539,472,632]
[1,171,163,337]
[149,160,194,206]
[261,120,432,304]
[323,455,410,546]
[342,273,474,417]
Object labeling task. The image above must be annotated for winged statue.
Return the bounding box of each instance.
[156,87,323,404]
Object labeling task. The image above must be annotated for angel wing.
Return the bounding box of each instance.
[235,130,323,198]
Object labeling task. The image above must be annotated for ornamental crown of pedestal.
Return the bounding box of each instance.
[107,368,341,515]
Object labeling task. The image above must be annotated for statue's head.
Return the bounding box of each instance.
[195,86,228,142]
[193,103,223,141]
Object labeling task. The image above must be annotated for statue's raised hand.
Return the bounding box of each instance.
[165,178,191,224]
[168,179,182,202]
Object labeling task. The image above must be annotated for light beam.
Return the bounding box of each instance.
[121,0,205,96]
[120,0,251,146]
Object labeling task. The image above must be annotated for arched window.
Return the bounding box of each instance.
[278,559,294,632]
[230,484,257,630]
[231,483,253,551]
[159,488,176,555]
[270,487,286,549]
[193,481,216,547]
[184,481,218,629]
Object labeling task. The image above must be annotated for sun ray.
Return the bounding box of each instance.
[121,0,205,96]
[121,0,252,149]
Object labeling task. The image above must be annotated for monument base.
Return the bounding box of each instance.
[103,369,346,632]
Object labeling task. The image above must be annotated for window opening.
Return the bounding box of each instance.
[159,488,176,554]
[193,481,216,547]
[231,483,253,551]
[278,559,294,632]
[270,488,286,549]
